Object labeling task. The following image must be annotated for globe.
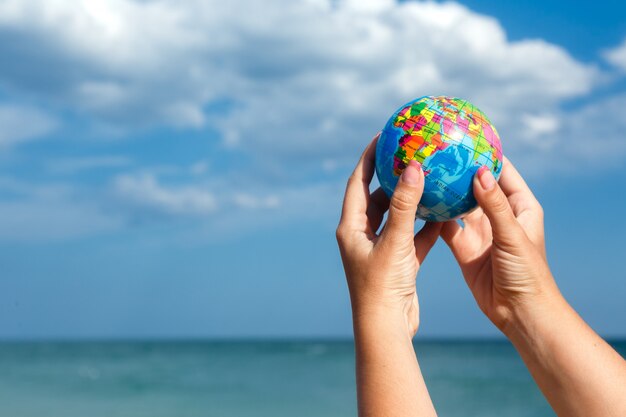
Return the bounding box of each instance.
[375,96,503,222]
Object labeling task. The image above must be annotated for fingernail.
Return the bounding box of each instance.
[402,160,422,186]
[477,166,496,190]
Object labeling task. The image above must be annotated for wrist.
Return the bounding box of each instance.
[352,299,417,341]
[500,284,568,342]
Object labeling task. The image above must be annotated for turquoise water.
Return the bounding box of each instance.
[0,340,624,417]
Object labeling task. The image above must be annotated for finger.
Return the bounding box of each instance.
[366,187,390,234]
[414,221,443,264]
[473,166,525,248]
[499,157,542,215]
[460,206,484,228]
[499,158,545,251]
[499,157,535,199]
[441,220,462,245]
[460,206,493,243]
[380,160,424,242]
[339,133,379,229]
[440,220,465,259]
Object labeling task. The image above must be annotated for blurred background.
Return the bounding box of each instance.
[0,0,624,416]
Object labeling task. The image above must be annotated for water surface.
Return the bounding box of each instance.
[0,340,623,417]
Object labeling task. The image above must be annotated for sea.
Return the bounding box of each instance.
[0,340,624,417]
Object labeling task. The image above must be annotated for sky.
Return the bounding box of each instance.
[0,0,625,339]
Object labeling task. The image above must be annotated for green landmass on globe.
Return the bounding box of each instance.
[375,96,503,222]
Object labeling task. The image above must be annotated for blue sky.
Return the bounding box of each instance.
[0,0,625,339]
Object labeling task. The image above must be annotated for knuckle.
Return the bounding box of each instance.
[335,225,347,243]
[490,192,511,215]
[336,224,356,246]
[390,189,416,213]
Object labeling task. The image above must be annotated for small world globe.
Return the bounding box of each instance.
[375,96,503,222]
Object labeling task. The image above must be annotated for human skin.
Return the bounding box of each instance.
[441,160,626,417]
[336,134,441,417]
[337,134,626,417]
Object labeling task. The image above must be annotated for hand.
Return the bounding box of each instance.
[441,158,561,333]
[336,134,441,337]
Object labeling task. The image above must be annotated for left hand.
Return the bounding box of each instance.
[440,158,555,334]
[336,134,442,337]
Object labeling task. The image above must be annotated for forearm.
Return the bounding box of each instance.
[505,290,626,417]
[353,306,437,417]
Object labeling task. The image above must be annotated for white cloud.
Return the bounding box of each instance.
[505,92,626,173]
[560,93,626,167]
[604,38,626,72]
[109,169,340,232]
[113,173,218,216]
[191,181,344,240]
[519,113,561,150]
[0,170,295,241]
[0,0,599,165]
[522,113,560,137]
[0,0,623,242]
[206,0,598,166]
[0,104,57,146]
[233,193,280,210]
[111,171,289,217]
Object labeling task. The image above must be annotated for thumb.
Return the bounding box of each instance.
[474,166,524,247]
[382,160,424,241]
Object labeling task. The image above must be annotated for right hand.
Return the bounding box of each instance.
[441,158,561,333]
[336,135,441,338]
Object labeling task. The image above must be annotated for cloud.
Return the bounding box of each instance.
[0,0,209,128]
[108,169,339,237]
[0,169,298,241]
[111,171,298,217]
[190,181,344,240]
[604,38,626,72]
[518,113,561,150]
[232,193,280,210]
[560,93,626,169]
[0,0,600,166]
[0,178,122,241]
[207,0,599,171]
[113,173,218,216]
[0,104,57,146]
[0,0,623,242]
[521,113,560,138]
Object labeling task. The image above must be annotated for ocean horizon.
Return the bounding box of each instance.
[1,338,624,417]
